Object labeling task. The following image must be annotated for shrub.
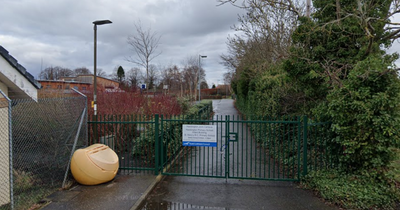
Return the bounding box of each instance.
[177,97,191,114]
[327,56,400,171]
[86,90,182,116]
[302,169,400,209]
[132,101,213,160]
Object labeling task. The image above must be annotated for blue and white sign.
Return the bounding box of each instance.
[141,84,146,89]
[182,125,217,147]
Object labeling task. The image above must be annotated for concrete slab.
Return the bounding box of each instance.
[41,174,156,210]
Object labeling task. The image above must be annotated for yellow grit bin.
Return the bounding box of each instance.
[71,144,119,185]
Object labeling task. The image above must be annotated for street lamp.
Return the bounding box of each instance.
[198,54,207,102]
[217,79,220,96]
[93,19,112,116]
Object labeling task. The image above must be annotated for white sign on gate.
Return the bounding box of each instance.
[182,125,217,147]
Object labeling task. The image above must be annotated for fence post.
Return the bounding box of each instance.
[154,114,160,175]
[160,115,164,169]
[303,116,308,177]
[93,114,98,144]
[225,115,229,178]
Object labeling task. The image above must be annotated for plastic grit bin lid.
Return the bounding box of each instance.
[71,143,119,185]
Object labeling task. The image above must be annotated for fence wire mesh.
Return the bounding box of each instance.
[0,95,87,210]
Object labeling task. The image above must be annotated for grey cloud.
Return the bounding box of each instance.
[0,0,242,85]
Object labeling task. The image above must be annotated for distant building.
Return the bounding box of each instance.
[39,80,91,92]
[60,75,120,91]
[38,75,121,96]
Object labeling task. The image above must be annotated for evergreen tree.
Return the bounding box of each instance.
[117,66,125,83]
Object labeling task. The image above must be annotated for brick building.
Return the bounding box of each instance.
[38,75,120,95]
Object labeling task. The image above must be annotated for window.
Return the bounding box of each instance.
[74,86,78,90]
[65,85,70,90]
[57,85,62,89]
[46,85,51,89]
[82,87,87,91]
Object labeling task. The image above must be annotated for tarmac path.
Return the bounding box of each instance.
[140,99,338,210]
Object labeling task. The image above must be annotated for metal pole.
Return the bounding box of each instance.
[62,106,87,188]
[198,55,207,102]
[93,24,98,116]
[198,55,201,102]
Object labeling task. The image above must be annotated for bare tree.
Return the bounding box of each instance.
[127,21,162,85]
[181,56,206,100]
[219,0,301,80]
[200,81,209,89]
[73,67,91,76]
[160,65,182,93]
[96,69,107,77]
[217,0,304,17]
[127,67,143,89]
[223,71,234,85]
[39,66,73,80]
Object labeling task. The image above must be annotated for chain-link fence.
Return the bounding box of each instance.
[0,91,87,210]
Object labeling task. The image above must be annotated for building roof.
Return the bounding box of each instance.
[0,45,41,89]
[38,80,91,85]
[60,74,119,83]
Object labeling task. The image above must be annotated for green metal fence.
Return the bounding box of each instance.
[307,121,338,171]
[246,116,336,179]
[87,101,214,175]
[88,112,333,180]
[88,115,158,173]
[160,115,309,181]
[161,116,226,178]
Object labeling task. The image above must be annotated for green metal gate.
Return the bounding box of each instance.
[160,115,307,181]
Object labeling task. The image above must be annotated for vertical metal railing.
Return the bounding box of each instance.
[307,121,336,172]
[154,114,160,175]
[303,116,308,177]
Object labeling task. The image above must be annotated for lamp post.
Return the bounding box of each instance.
[93,19,112,116]
[198,54,207,102]
[217,79,220,96]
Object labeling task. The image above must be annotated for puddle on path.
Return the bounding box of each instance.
[139,179,242,210]
[140,201,241,210]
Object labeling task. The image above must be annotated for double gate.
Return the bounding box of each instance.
[89,114,332,181]
[160,115,307,181]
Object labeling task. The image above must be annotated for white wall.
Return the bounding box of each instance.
[0,84,10,206]
[0,57,38,101]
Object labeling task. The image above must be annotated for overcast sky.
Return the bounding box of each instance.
[0,0,243,87]
[2,0,400,88]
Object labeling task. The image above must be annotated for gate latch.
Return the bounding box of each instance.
[228,132,238,142]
